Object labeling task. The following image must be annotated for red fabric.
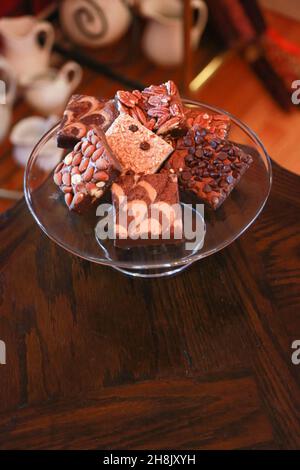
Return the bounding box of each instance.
[0,0,53,17]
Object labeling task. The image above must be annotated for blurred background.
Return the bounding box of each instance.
[0,0,299,212]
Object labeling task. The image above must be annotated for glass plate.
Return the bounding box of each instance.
[24,100,272,277]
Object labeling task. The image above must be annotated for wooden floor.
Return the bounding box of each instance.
[0,9,299,214]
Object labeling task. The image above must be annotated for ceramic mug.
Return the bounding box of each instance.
[0,57,16,142]
[141,0,208,66]
[0,16,55,85]
[59,0,132,48]
[10,115,63,169]
[24,61,83,116]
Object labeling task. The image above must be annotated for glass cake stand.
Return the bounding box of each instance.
[24,100,272,278]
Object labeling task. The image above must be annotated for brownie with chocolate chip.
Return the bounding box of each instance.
[163,126,253,210]
[105,114,174,174]
[57,94,118,149]
[112,173,183,247]
[53,129,121,213]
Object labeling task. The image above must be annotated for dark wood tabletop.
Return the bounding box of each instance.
[0,159,299,450]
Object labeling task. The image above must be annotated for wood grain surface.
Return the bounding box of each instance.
[0,161,299,449]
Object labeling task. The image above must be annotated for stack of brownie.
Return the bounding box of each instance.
[53,80,253,247]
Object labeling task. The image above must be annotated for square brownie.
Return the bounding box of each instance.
[111,173,183,247]
[184,107,231,139]
[115,80,186,136]
[105,114,174,174]
[53,129,121,213]
[57,94,118,149]
[163,127,253,210]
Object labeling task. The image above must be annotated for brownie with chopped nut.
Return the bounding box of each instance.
[115,80,186,136]
[53,129,121,213]
[57,94,118,149]
[112,173,183,247]
[105,114,174,174]
[184,107,231,139]
[163,126,253,210]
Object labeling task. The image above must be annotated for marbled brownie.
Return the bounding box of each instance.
[105,114,173,174]
[112,173,183,247]
[57,94,118,149]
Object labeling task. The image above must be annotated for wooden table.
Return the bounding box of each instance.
[0,158,299,449]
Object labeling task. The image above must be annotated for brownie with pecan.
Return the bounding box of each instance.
[184,107,231,139]
[163,126,253,210]
[105,114,173,174]
[57,94,118,149]
[53,129,121,213]
[112,173,183,248]
[115,80,186,136]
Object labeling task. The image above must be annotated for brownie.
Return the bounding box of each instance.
[163,126,253,209]
[115,80,186,136]
[105,114,174,174]
[53,129,121,213]
[111,173,183,247]
[184,107,231,139]
[57,94,118,149]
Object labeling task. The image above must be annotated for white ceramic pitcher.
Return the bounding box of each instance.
[0,57,16,142]
[24,61,83,116]
[141,0,208,66]
[0,16,55,85]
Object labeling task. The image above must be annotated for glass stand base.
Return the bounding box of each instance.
[112,263,192,278]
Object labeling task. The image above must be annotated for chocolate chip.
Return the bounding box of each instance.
[210,140,218,149]
[195,135,203,145]
[203,184,212,193]
[188,146,195,154]
[140,141,150,151]
[228,149,234,156]
[129,124,139,132]
[221,144,231,152]
[184,137,193,147]
[210,172,220,179]
[217,152,228,161]
[185,155,194,165]
[195,148,203,158]
[204,149,213,157]
[226,175,234,184]
[181,170,192,181]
